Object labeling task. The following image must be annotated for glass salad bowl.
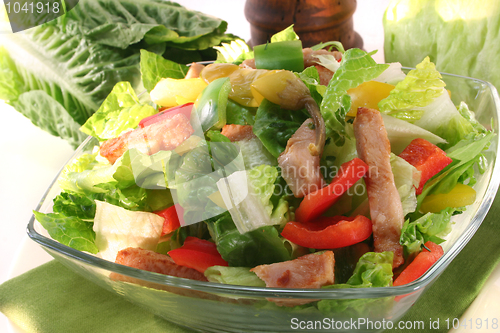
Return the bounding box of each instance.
[27,72,500,333]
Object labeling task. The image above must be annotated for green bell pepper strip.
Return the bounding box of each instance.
[254,40,304,72]
[194,77,232,132]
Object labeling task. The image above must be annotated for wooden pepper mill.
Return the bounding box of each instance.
[244,0,363,49]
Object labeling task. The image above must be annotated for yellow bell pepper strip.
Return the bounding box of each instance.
[194,77,232,131]
[420,183,476,213]
[228,68,271,107]
[346,81,395,117]
[150,78,207,107]
[200,63,239,83]
[254,40,305,72]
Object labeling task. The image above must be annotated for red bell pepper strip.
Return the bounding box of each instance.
[398,138,452,195]
[295,158,369,223]
[154,204,184,236]
[393,241,444,287]
[168,236,228,273]
[281,215,372,249]
[139,103,193,128]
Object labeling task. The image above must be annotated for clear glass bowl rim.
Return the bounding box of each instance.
[27,69,500,300]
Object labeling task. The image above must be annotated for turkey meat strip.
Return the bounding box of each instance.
[353,107,404,268]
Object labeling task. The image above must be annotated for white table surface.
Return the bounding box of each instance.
[3,1,499,332]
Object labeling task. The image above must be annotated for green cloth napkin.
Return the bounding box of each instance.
[1,192,500,333]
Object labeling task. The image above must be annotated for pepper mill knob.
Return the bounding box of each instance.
[244,0,363,49]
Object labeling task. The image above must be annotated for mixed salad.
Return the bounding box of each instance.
[34,26,494,308]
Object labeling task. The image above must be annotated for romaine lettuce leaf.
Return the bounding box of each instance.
[214,39,253,64]
[14,90,88,147]
[297,66,326,105]
[63,0,231,50]
[58,146,174,195]
[52,192,98,221]
[58,152,117,194]
[373,62,406,85]
[80,82,157,141]
[248,165,288,225]
[381,113,446,154]
[234,138,276,169]
[33,211,99,254]
[225,99,256,126]
[0,0,236,146]
[1,21,142,128]
[52,186,150,222]
[172,142,243,225]
[0,46,25,103]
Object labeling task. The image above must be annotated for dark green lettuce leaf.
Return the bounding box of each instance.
[62,0,229,50]
[253,99,309,158]
[207,212,291,267]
